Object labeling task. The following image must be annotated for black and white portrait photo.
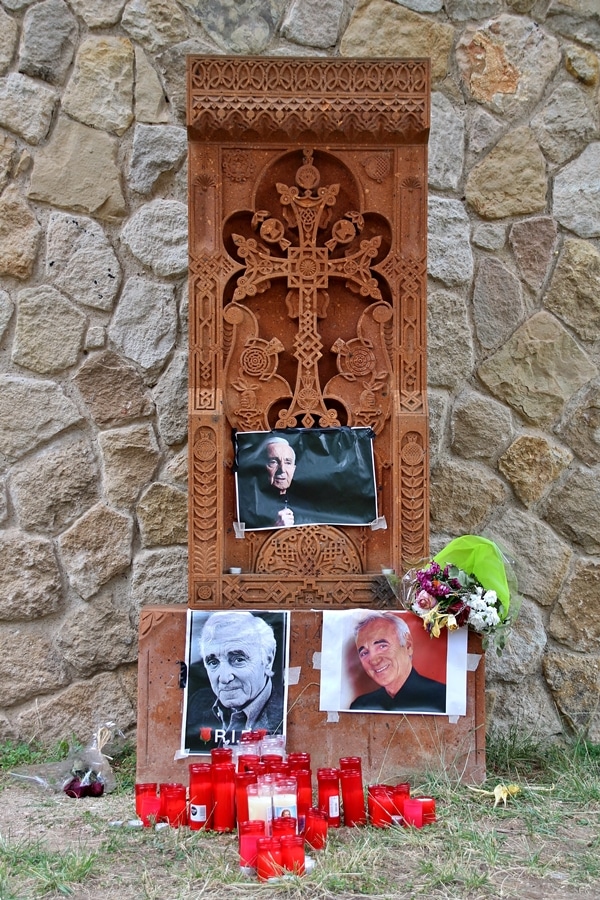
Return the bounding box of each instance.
[182,609,290,753]
[234,427,378,531]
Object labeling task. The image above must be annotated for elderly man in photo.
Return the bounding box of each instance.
[262,436,297,527]
[186,611,284,745]
[350,612,446,713]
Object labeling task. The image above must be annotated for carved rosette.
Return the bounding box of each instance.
[255,526,364,576]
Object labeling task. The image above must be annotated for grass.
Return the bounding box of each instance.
[0,731,598,898]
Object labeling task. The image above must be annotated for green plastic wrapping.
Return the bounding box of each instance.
[433,535,511,619]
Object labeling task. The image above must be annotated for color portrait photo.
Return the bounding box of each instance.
[182,609,290,753]
[319,609,468,717]
[234,427,378,531]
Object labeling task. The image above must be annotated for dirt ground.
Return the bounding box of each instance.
[1,776,599,900]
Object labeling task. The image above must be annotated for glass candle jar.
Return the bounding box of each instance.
[235,771,257,825]
[339,756,362,775]
[188,763,213,831]
[412,796,436,824]
[237,754,261,773]
[316,768,340,827]
[287,752,311,772]
[138,792,162,827]
[392,783,411,823]
[340,768,366,827]
[161,783,188,827]
[402,798,424,828]
[247,782,273,833]
[272,815,297,837]
[272,777,297,822]
[134,782,157,818]
[211,762,236,832]
[256,837,283,882]
[211,747,233,765]
[280,834,305,875]
[367,784,395,827]
[295,769,313,832]
[303,807,328,850]
[238,819,266,868]
[260,734,286,757]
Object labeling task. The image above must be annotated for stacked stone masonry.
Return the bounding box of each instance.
[0,0,598,745]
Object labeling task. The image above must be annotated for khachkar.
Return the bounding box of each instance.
[187,57,430,610]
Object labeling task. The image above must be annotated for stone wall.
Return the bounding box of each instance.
[0,0,598,746]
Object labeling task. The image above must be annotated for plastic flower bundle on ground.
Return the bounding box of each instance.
[388,535,517,653]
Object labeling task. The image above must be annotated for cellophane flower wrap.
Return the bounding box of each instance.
[391,536,515,653]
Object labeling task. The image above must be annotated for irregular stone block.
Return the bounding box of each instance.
[456,14,560,117]
[15,668,138,746]
[478,311,597,426]
[120,199,187,275]
[153,351,187,446]
[428,197,473,286]
[181,0,284,54]
[543,467,600,554]
[544,650,600,741]
[69,0,127,27]
[0,531,62,620]
[472,223,506,250]
[56,593,137,677]
[99,423,160,508]
[546,0,600,53]
[0,376,82,465]
[531,82,598,166]
[28,116,125,220]
[0,133,16,193]
[10,437,98,533]
[341,1,453,81]
[486,599,546,682]
[486,676,563,738]
[0,73,56,144]
[544,238,600,341]
[18,0,78,85]
[122,0,188,53]
[429,93,464,191]
[163,447,188,486]
[46,212,122,312]
[0,289,14,343]
[62,37,134,136]
[451,389,514,460]
[128,124,186,194]
[0,8,19,75]
[427,389,450,471]
[108,276,177,379]
[0,626,68,706]
[137,482,187,547]
[72,350,154,427]
[281,0,344,49]
[58,502,133,599]
[446,0,499,20]
[553,143,600,238]
[430,459,506,534]
[466,127,547,219]
[498,435,573,506]
[549,558,600,652]
[487,507,572,607]
[12,285,86,375]
[467,107,504,161]
[509,216,558,293]
[0,184,41,279]
[134,46,169,123]
[473,258,524,351]
[427,291,474,390]
[131,546,188,612]
[557,378,600,467]
[565,43,599,85]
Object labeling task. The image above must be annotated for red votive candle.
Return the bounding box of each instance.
[238,819,265,868]
[287,752,311,772]
[161,783,188,827]
[340,768,366,827]
[189,763,213,831]
[367,784,395,827]
[316,768,340,827]
[212,763,236,832]
[295,769,313,832]
[211,747,233,765]
[403,798,424,828]
[304,807,328,850]
[158,783,181,822]
[280,834,305,875]
[339,756,362,775]
[392,782,411,823]
[138,793,162,827]
[256,837,283,881]
[413,796,436,824]
[237,754,261,773]
[134,782,157,818]
[235,771,257,825]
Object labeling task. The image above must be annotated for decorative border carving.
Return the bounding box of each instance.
[188,58,430,143]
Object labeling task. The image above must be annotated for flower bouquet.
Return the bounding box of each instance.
[388,535,516,653]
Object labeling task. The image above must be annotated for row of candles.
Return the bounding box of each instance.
[135,739,436,880]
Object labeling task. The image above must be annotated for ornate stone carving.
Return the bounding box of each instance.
[187,57,430,606]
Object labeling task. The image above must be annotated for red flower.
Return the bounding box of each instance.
[446,599,470,627]
[200,727,212,742]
